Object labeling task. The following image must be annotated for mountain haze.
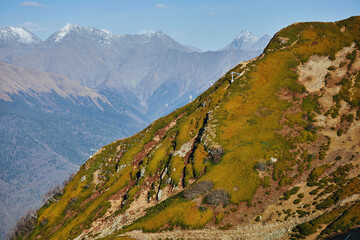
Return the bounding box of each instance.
[1,24,265,118]
[12,16,360,240]
[0,62,103,102]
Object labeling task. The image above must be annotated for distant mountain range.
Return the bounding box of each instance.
[0,24,269,117]
[0,24,270,238]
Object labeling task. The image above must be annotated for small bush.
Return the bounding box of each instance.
[346,114,354,123]
[324,184,336,194]
[259,176,271,188]
[309,189,319,195]
[208,147,224,164]
[283,187,300,200]
[69,196,78,205]
[183,181,214,199]
[254,161,267,171]
[8,210,37,239]
[307,164,331,186]
[296,210,310,218]
[339,61,347,68]
[297,193,305,198]
[219,223,232,230]
[316,198,334,210]
[337,128,344,136]
[346,50,357,69]
[215,212,225,224]
[328,107,339,118]
[41,184,64,205]
[302,96,319,114]
[198,206,207,213]
[204,190,230,205]
[39,217,48,226]
[296,222,316,236]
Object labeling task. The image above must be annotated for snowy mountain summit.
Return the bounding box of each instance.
[222,30,271,51]
[234,30,259,44]
[47,23,120,45]
[53,23,78,42]
[0,26,41,44]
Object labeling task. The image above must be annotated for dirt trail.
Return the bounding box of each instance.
[122,193,360,240]
[122,219,308,240]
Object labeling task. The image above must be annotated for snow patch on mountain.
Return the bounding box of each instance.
[235,30,259,43]
[222,30,270,51]
[51,23,118,44]
[54,23,74,42]
[0,26,40,44]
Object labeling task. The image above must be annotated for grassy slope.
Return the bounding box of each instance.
[22,16,360,240]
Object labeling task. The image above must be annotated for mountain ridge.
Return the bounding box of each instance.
[12,16,360,240]
[221,30,271,51]
[0,61,105,104]
[0,26,41,44]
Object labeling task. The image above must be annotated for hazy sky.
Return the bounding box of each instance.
[1,0,359,51]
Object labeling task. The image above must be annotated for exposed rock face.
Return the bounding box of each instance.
[298,43,356,93]
[156,189,163,202]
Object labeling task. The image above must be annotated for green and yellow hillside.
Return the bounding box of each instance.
[14,16,360,240]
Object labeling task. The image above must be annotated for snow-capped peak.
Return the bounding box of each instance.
[154,31,166,38]
[139,30,166,39]
[53,23,77,42]
[101,29,112,35]
[50,23,117,43]
[62,23,76,31]
[234,30,259,43]
[221,30,265,51]
[0,26,40,44]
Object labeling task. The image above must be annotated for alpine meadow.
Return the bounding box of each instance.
[8,16,360,240]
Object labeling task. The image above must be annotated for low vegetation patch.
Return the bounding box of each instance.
[282,187,300,200]
[204,190,230,205]
[182,181,214,199]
